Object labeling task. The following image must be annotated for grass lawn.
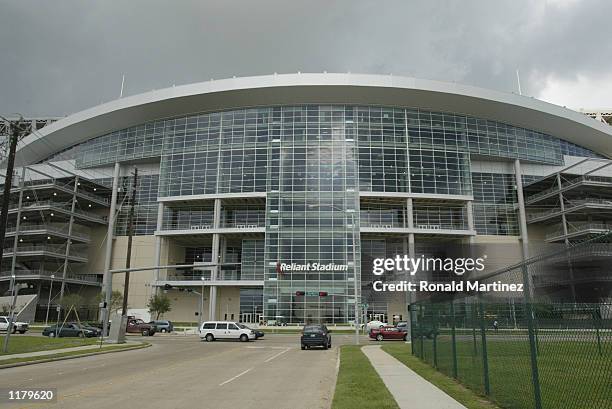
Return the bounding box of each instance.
[0,336,99,355]
[332,345,399,409]
[0,343,147,366]
[412,333,611,409]
[382,344,500,409]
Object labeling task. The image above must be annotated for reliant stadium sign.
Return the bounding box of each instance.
[279,263,348,272]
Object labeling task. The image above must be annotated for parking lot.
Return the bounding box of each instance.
[1,333,370,409]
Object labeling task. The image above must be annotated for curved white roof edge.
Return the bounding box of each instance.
[13,72,612,165]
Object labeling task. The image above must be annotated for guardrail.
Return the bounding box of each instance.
[546,223,612,240]
[526,175,612,203]
[5,222,90,240]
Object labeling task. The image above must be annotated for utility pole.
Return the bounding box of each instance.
[0,117,26,353]
[121,168,138,316]
[0,118,24,268]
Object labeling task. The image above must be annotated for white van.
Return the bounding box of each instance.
[199,321,256,342]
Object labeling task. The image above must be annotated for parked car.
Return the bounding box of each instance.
[199,321,256,342]
[126,317,156,336]
[0,316,29,334]
[42,323,96,338]
[82,321,104,330]
[67,322,101,337]
[395,321,408,331]
[300,324,332,350]
[369,326,408,341]
[149,320,173,333]
[365,320,387,332]
[239,324,264,339]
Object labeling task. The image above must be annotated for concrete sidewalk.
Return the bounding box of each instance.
[362,345,466,409]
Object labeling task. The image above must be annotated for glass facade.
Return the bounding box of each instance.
[36,103,603,324]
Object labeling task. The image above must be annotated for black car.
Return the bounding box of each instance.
[42,323,97,338]
[301,324,331,350]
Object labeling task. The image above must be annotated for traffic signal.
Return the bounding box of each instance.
[295,291,305,296]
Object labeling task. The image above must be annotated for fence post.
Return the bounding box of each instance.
[450,299,458,379]
[420,304,424,359]
[478,296,491,396]
[433,304,438,369]
[521,264,543,409]
[410,302,415,355]
[472,302,478,356]
[594,307,603,356]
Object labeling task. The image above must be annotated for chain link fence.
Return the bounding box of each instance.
[410,233,612,409]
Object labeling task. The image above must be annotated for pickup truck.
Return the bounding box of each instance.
[126,317,156,336]
[0,315,29,334]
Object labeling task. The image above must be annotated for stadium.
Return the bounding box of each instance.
[2,73,612,324]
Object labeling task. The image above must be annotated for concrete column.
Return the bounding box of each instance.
[557,173,576,301]
[101,163,120,334]
[514,159,534,298]
[209,198,222,320]
[514,159,529,259]
[466,200,475,244]
[405,198,416,331]
[154,202,165,284]
[59,176,79,304]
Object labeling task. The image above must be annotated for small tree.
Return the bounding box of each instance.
[147,294,172,320]
[95,291,124,314]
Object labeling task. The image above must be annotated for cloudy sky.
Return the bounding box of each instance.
[1,0,611,117]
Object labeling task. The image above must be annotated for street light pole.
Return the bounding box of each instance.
[45,274,55,326]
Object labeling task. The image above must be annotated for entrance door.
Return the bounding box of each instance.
[240,313,263,324]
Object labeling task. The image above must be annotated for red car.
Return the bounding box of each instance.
[369,325,407,341]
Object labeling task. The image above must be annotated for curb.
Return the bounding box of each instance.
[0,342,151,370]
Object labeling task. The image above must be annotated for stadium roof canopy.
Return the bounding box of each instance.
[13,73,612,165]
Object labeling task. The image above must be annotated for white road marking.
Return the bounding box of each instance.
[264,347,290,363]
[219,368,253,386]
[246,346,266,349]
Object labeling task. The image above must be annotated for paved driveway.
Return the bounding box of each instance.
[0,333,365,409]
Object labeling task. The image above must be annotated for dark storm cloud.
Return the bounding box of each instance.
[0,0,610,116]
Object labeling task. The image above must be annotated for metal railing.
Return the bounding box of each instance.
[0,269,101,283]
[5,222,90,240]
[8,200,107,223]
[545,223,612,240]
[529,199,612,222]
[12,178,110,205]
[526,175,612,203]
[2,244,88,259]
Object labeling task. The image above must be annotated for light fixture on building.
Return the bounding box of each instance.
[47,236,51,240]
[93,188,97,191]
[22,216,27,220]
[19,238,23,242]
[50,213,54,217]
[53,192,57,196]
[26,196,30,199]
[88,204,92,208]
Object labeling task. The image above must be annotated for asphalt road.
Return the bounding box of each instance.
[1,333,367,409]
